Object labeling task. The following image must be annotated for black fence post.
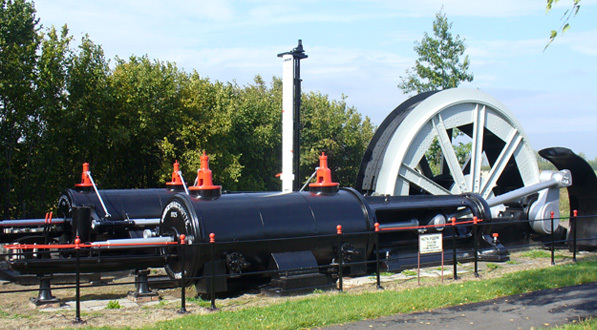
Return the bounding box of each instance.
[209,233,217,310]
[374,223,383,290]
[573,209,578,262]
[473,216,479,277]
[451,218,458,280]
[178,234,187,314]
[73,236,84,324]
[550,211,555,266]
[336,225,343,292]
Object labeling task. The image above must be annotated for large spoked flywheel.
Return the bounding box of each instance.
[357,88,540,205]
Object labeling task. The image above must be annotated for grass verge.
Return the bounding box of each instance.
[149,260,597,329]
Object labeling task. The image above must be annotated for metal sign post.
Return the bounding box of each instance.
[278,40,307,192]
[418,233,444,285]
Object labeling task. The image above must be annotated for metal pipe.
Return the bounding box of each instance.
[486,170,571,208]
[86,171,112,218]
[299,168,319,192]
[0,219,66,226]
[91,218,161,229]
[90,237,174,249]
[178,171,190,195]
[378,219,420,230]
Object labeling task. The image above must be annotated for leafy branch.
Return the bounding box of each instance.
[545,0,581,50]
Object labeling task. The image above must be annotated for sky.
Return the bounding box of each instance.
[33,0,597,159]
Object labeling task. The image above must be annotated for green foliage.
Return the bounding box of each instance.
[398,10,473,94]
[545,0,581,49]
[105,300,121,309]
[398,10,473,175]
[301,92,374,187]
[0,0,41,219]
[0,1,375,219]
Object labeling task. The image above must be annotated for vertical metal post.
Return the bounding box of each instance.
[336,225,343,292]
[278,40,308,192]
[374,223,383,290]
[550,211,555,266]
[473,216,479,277]
[451,218,458,280]
[178,234,187,314]
[573,209,578,262]
[74,236,83,324]
[209,233,217,310]
[417,250,421,286]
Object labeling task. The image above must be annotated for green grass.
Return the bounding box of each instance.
[486,263,500,271]
[147,260,597,329]
[401,269,417,276]
[186,296,212,308]
[551,317,596,329]
[105,300,121,310]
[520,249,565,259]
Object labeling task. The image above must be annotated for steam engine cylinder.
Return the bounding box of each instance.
[159,188,374,281]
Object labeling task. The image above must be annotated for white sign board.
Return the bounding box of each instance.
[419,233,443,254]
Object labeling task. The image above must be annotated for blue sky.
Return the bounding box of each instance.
[34,0,597,159]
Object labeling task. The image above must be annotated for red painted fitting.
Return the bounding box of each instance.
[309,153,339,188]
[189,152,221,198]
[209,233,215,243]
[75,236,81,249]
[550,211,555,219]
[451,217,457,225]
[374,222,380,232]
[573,210,578,217]
[309,152,339,194]
[336,225,342,235]
[75,163,93,188]
[180,234,186,245]
[166,161,184,186]
[473,216,478,225]
[492,232,499,243]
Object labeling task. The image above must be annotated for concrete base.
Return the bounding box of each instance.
[29,297,61,309]
[127,291,160,303]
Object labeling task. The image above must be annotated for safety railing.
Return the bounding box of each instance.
[0,209,594,323]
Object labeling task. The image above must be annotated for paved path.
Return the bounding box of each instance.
[326,282,597,329]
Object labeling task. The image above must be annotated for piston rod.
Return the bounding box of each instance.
[486,170,571,208]
[90,237,175,249]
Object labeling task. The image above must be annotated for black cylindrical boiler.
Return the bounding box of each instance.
[159,188,375,281]
[58,188,181,242]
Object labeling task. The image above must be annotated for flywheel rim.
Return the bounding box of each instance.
[358,88,540,205]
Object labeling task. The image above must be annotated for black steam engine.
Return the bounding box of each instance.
[2,89,597,300]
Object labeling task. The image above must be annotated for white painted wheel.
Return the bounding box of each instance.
[357,88,540,206]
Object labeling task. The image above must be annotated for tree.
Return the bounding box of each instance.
[398,10,474,174]
[545,0,581,48]
[0,0,41,219]
[398,10,473,94]
[301,92,375,187]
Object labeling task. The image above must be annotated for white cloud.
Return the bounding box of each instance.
[562,29,597,56]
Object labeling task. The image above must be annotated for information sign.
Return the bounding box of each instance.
[419,233,443,254]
